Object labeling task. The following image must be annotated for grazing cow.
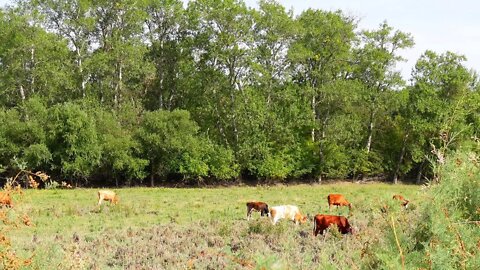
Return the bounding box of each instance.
[313,214,353,236]
[269,205,308,225]
[246,201,269,220]
[0,191,13,208]
[327,194,352,210]
[97,190,119,206]
[393,194,409,208]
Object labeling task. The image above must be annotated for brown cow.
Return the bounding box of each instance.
[313,214,353,236]
[393,194,409,208]
[246,201,269,220]
[0,191,13,208]
[98,190,119,206]
[327,194,352,210]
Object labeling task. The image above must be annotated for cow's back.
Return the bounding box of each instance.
[327,194,344,203]
[270,205,297,219]
[285,205,300,218]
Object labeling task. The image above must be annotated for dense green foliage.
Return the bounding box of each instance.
[367,150,480,269]
[1,0,479,185]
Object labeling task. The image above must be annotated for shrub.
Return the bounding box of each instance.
[367,150,480,269]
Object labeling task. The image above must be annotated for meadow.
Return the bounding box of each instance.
[2,182,424,269]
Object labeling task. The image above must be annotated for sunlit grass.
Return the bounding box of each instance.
[7,183,421,268]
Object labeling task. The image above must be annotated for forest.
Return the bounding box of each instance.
[1,0,479,187]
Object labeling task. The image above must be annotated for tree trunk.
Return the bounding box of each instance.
[229,84,239,150]
[416,160,425,184]
[114,61,123,109]
[311,95,316,142]
[77,48,87,98]
[19,85,26,101]
[366,110,375,153]
[30,46,35,93]
[150,173,155,187]
[150,163,155,187]
[393,134,408,184]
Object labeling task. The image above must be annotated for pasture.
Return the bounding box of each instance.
[5,183,422,269]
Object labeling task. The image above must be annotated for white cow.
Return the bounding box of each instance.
[269,205,307,225]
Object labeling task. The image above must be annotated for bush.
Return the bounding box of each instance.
[368,150,480,269]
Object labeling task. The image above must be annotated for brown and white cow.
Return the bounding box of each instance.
[269,205,308,225]
[0,191,13,208]
[327,194,352,210]
[393,194,410,208]
[246,201,269,220]
[97,190,119,206]
[313,214,353,236]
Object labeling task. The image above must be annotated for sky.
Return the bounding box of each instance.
[1,0,479,80]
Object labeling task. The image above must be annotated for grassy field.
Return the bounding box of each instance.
[4,183,423,269]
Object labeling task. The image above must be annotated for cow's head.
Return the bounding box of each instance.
[295,213,308,224]
[113,195,119,204]
[262,205,269,216]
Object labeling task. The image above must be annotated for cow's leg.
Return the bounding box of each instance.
[247,207,254,220]
[98,196,103,206]
[271,217,278,225]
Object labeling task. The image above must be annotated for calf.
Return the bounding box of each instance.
[98,190,119,206]
[393,194,409,208]
[0,191,13,208]
[269,205,308,225]
[327,194,352,210]
[313,214,352,236]
[246,201,269,220]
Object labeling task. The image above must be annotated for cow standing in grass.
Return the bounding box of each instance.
[98,190,119,206]
[0,191,13,208]
[327,194,352,211]
[246,201,269,220]
[269,205,308,225]
[393,194,410,208]
[313,214,353,236]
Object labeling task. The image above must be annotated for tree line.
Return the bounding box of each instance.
[1,0,479,186]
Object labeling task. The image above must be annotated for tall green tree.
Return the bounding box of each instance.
[185,0,254,151]
[288,9,357,180]
[352,22,413,177]
[400,50,475,182]
[31,0,95,98]
[143,0,186,111]
[89,0,153,109]
[0,9,73,107]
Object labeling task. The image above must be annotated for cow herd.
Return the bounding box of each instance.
[246,193,410,237]
[0,188,410,238]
